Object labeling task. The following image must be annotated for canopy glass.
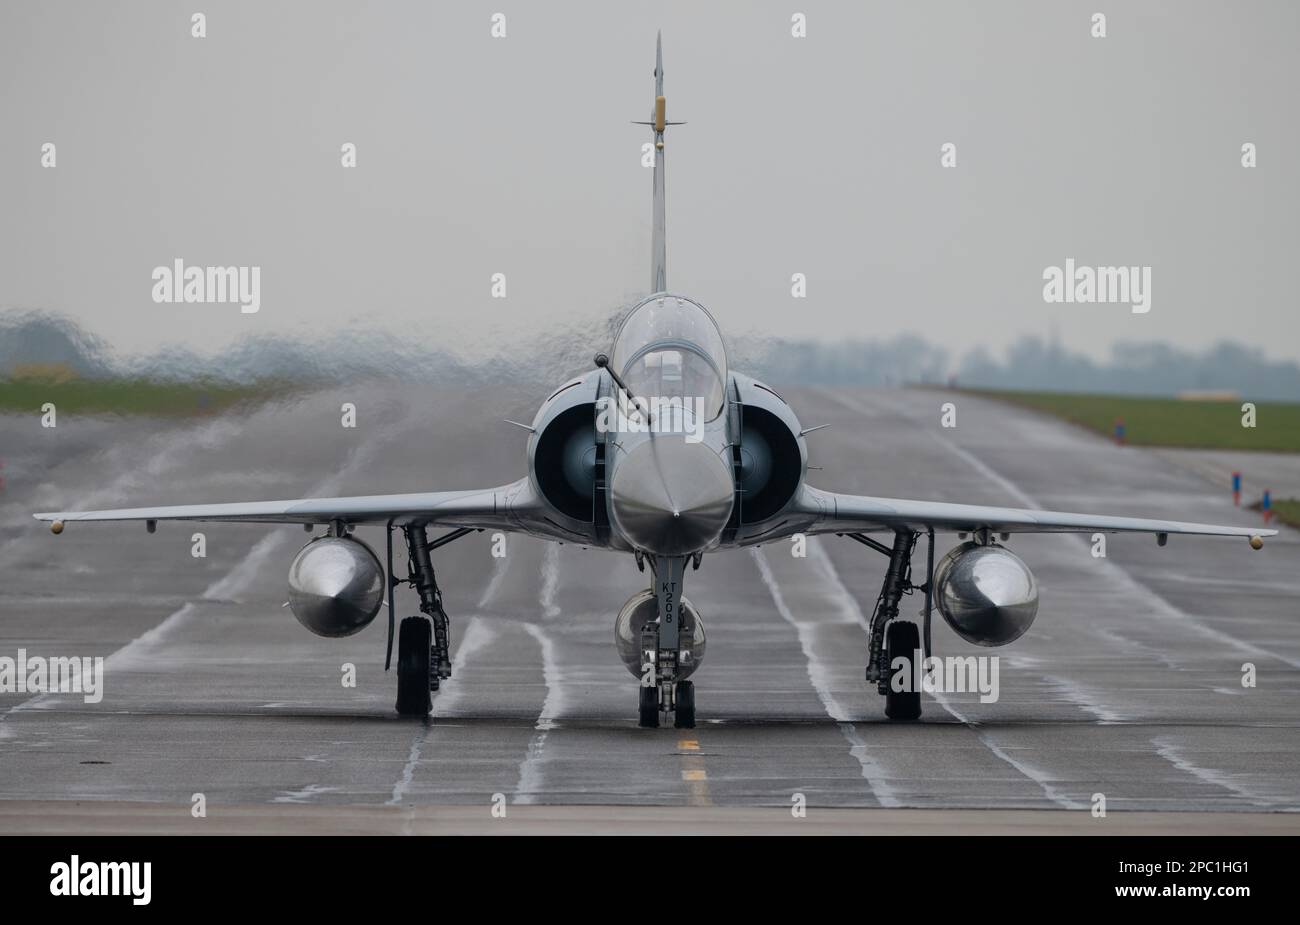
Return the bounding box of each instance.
[610,295,727,421]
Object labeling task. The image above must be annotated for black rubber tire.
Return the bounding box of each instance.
[673,680,696,729]
[395,616,433,717]
[884,620,923,721]
[638,684,659,728]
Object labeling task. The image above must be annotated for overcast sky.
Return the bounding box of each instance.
[2,1,1297,368]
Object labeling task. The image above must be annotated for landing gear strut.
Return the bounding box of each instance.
[638,555,696,729]
[844,528,932,721]
[390,524,474,717]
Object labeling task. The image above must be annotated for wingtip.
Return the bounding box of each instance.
[35,513,65,534]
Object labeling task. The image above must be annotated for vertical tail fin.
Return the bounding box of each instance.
[651,31,666,292]
[632,32,684,294]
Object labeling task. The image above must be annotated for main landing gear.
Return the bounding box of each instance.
[843,527,936,722]
[637,555,697,729]
[389,524,475,717]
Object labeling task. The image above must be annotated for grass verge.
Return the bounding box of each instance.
[1267,498,1300,529]
[963,389,1300,452]
[0,377,296,417]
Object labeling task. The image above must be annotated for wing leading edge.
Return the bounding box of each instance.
[34,478,538,531]
[792,486,1276,541]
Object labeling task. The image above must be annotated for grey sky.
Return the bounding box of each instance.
[2,1,1297,368]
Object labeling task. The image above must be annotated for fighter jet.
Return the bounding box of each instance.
[35,34,1275,728]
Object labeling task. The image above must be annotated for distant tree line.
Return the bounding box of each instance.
[4,311,1300,401]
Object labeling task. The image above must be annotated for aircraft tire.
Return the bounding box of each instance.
[884,620,922,721]
[396,616,433,717]
[673,680,696,729]
[638,684,659,728]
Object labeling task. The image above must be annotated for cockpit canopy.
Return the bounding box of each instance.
[611,294,728,421]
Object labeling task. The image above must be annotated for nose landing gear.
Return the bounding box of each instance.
[637,555,697,729]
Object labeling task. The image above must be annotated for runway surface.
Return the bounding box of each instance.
[2,385,1298,832]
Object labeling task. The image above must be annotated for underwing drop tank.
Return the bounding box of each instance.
[933,541,1038,646]
[287,535,385,638]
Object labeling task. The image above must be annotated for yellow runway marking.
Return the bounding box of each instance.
[679,739,712,806]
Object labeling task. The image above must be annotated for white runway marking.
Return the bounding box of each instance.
[513,622,565,804]
[1152,736,1267,807]
[272,783,340,803]
[540,543,561,620]
[1040,675,1127,723]
[10,532,288,712]
[522,623,564,731]
[427,616,498,717]
[803,535,1082,808]
[2,418,244,562]
[387,730,428,808]
[1095,627,1180,671]
[4,416,410,720]
[824,389,1295,806]
[919,421,1300,672]
[979,740,1087,811]
[750,546,899,807]
[750,549,853,723]
[477,555,510,609]
[825,387,1300,676]
[807,541,871,631]
[112,532,285,673]
[201,533,288,605]
[389,615,497,806]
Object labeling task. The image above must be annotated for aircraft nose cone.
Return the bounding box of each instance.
[609,437,734,556]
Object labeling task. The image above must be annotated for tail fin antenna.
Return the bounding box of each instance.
[630,32,685,293]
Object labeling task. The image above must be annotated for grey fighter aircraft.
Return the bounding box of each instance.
[35,34,1275,728]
